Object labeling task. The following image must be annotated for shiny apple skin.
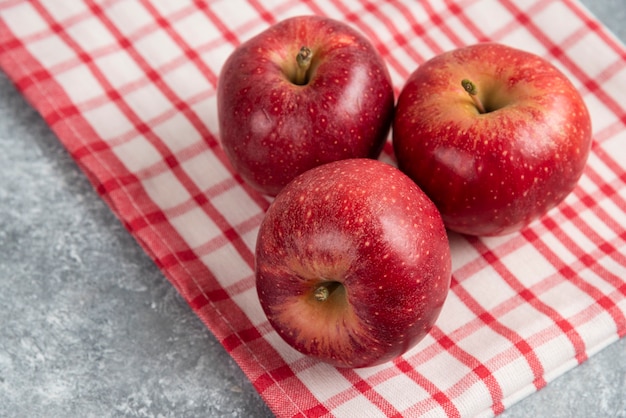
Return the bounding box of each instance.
[217,16,395,196]
[393,43,592,236]
[255,159,451,368]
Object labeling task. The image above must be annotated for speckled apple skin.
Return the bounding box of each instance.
[218,16,395,196]
[393,43,592,236]
[255,159,451,368]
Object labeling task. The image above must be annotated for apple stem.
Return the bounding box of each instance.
[314,281,341,302]
[462,79,486,114]
[294,46,313,85]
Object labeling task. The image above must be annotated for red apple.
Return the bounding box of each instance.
[255,159,451,368]
[393,43,592,236]
[217,15,395,196]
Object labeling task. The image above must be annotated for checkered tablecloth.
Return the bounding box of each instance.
[1,1,625,416]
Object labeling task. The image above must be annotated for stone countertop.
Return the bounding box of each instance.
[1,1,624,417]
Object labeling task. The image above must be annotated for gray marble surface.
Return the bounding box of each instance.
[1,1,625,417]
[0,72,273,417]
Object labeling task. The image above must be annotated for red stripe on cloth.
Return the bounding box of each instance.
[386,1,446,59]
[586,147,626,211]
[229,326,265,350]
[565,1,626,60]
[221,326,264,351]
[246,0,277,26]
[420,0,473,48]
[1,35,21,51]
[253,372,289,401]
[471,237,589,363]
[139,1,219,88]
[357,0,428,65]
[441,0,490,43]
[331,369,403,417]
[421,389,464,417]
[533,217,626,336]
[431,327,506,415]
[194,0,240,47]
[14,67,54,91]
[42,103,82,126]
[296,404,331,418]
[322,0,411,80]
[565,192,626,268]
[450,279,547,389]
[393,358,462,417]
[0,0,21,11]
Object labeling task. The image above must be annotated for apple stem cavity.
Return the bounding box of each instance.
[314,281,342,302]
[462,79,486,114]
[294,46,313,85]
